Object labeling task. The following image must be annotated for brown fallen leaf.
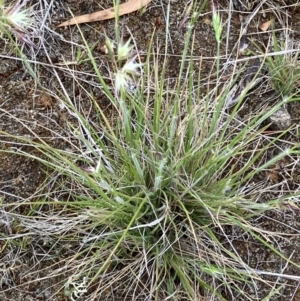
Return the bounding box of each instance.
[57,0,152,27]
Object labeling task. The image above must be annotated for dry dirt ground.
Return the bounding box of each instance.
[1,0,300,300]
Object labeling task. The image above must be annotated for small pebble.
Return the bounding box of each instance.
[268,107,291,130]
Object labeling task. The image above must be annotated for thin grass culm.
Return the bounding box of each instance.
[2,0,300,301]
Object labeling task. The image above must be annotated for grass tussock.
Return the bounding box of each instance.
[1,1,300,301]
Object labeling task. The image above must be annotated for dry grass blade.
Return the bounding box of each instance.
[56,0,152,27]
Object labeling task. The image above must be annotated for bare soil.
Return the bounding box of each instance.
[1,0,300,300]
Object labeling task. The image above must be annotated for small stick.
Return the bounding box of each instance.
[56,0,152,27]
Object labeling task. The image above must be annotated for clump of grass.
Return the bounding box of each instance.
[264,28,300,98]
[2,0,300,300]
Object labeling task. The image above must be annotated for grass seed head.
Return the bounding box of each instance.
[0,0,36,47]
[211,0,222,43]
[117,37,134,61]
